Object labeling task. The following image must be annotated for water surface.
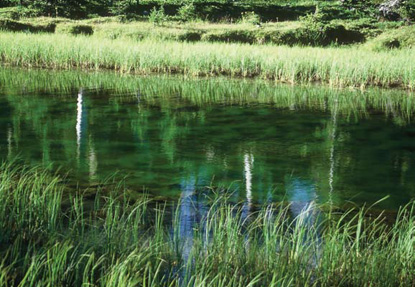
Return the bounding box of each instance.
[1,68,415,210]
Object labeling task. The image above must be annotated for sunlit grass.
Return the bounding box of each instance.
[0,32,414,88]
[0,161,415,286]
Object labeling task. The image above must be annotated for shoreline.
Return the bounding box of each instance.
[0,62,412,91]
[1,31,414,90]
[1,64,414,95]
[0,162,414,286]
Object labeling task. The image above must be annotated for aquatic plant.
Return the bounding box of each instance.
[1,67,414,124]
[0,161,415,286]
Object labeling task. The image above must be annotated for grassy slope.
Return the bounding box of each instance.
[0,5,414,89]
[2,15,403,45]
[0,16,363,45]
[365,25,415,50]
[1,162,415,286]
[0,31,414,88]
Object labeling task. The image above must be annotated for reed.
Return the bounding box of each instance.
[0,161,415,286]
[0,32,414,89]
[2,67,414,125]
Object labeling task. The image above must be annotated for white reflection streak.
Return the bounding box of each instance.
[206,145,215,162]
[329,101,338,204]
[7,126,12,159]
[244,153,254,206]
[89,145,97,181]
[76,89,83,161]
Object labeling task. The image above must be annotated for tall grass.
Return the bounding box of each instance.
[1,161,415,286]
[2,67,415,125]
[0,32,414,88]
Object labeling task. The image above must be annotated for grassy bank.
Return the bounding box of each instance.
[0,15,406,46]
[0,32,414,89]
[1,162,415,286]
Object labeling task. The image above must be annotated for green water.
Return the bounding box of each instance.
[1,68,415,210]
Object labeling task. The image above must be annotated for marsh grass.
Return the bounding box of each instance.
[1,67,415,125]
[0,161,415,286]
[0,32,414,88]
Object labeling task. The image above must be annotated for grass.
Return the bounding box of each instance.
[0,18,56,33]
[365,25,415,51]
[0,14,410,50]
[1,67,415,126]
[1,161,415,286]
[0,67,400,107]
[0,32,414,89]
[79,18,368,46]
[1,16,368,45]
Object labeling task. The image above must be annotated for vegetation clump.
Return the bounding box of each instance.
[0,0,413,86]
[278,23,365,46]
[56,23,94,35]
[202,29,256,44]
[366,25,415,50]
[0,0,395,22]
[0,18,56,33]
[1,32,413,88]
[1,162,415,286]
[149,5,167,25]
[240,11,261,26]
[177,2,198,22]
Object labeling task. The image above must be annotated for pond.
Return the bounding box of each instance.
[1,67,415,211]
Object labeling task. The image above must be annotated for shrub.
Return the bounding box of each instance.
[240,11,261,26]
[255,30,282,44]
[324,23,365,44]
[110,0,140,16]
[57,24,94,36]
[177,3,197,22]
[71,24,94,35]
[176,31,202,42]
[296,9,365,46]
[0,19,56,33]
[202,30,256,44]
[279,27,323,46]
[277,23,365,47]
[366,25,415,50]
[299,5,327,27]
[149,6,167,26]
[0,7,21,19]
[400,1,415,20]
